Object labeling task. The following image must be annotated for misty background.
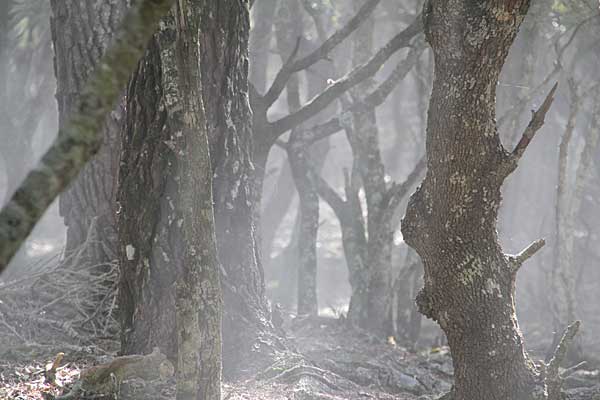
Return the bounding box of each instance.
[1,0,599,358]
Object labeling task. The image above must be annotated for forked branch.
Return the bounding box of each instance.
[269,16,423,139]
[261,0,382,108]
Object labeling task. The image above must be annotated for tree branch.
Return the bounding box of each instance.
[314,169,348,222]
[261,0,382,108]
[545,320,582,400]
[508,238,545,273]
[269,15,423,139]
[512,82,558,160]
[0,0,176,273]
[301,39,426,146]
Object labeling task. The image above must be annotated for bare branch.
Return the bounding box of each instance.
[269,15,423,139]
[546,320,581,380]
[512,82,558,160]
[262,0,382,108]
[0,0,176,272]
[314,170,348,221]
[508,238,545,272]
[301,40,426,145]
[545,320,582,400]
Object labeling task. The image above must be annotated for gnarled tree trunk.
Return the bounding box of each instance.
[402,1,551,398]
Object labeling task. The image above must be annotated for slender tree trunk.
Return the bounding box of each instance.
[0,0,11,201]
[288,138,320,316]
[118,10,222,399]
[172,3,222,398]
[402,2,547,398]
[551,89,600,361]
[261,161,296,261]
[345,7,392,334]
[249,0,278,94]
[0,1,8,123]
[275,0,322,316]
[199,0,281,378]
[50,0,125,264]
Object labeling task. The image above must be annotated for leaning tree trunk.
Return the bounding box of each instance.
[402,2,553,399]
[50,0,126,264]
[198,0,281,378]
[118,9,222,399]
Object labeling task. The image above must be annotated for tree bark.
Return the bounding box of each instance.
[198,0,281,378]
[172,3,222,398]
[50,0,127,265]
[117,8,222,399]
[402,2,549,398]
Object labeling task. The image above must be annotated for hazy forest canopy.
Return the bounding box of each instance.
[0,0,599,399]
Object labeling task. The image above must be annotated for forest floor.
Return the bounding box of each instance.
[1,314,600,400]
[1,257,599,399]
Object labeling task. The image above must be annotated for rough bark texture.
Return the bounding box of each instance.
[50,0,127,265]
[402,1,545,399]
[198,0,281,378]
[118,8,222,399]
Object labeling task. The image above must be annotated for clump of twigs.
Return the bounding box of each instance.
[0,238,119,352]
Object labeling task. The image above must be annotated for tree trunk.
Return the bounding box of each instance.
[402,2,545,398]
[118,9,222,399]
[249,0,278,94]
[345,8,392,334]
[50,0,125,264]
[172,3,222,398]
[288,138,320,316]
[198,0,281,378]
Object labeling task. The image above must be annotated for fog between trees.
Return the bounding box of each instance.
[0,1,599,399]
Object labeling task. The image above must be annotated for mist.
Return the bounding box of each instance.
[0,1,599,399]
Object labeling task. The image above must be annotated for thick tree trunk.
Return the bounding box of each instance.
[402,2,545,398]
[198,0,280,378]
[118,9,222,399]
[50,0,125,264]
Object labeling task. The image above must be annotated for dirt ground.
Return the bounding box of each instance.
[1,313,599,400]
